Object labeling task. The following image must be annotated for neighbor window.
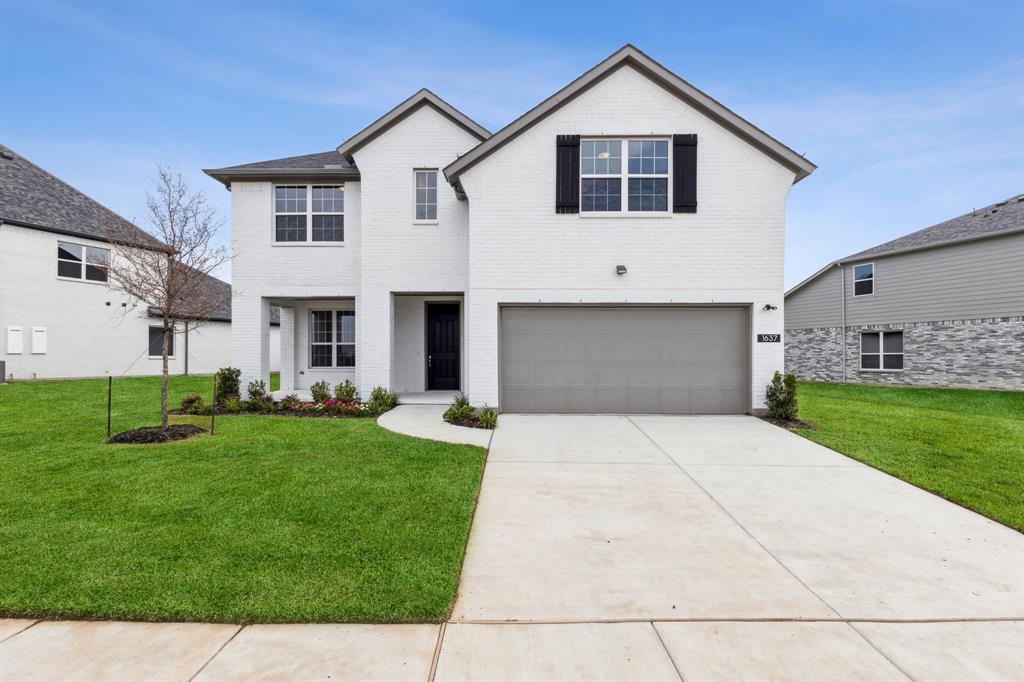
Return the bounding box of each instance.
[274,185,344,242]
[58,241,109,282]
[415,170,438,220]
[148,327,174,358]
[853,263,874,296]
[309,310,355,368]
[860,330,902,370]
[581,138,669,213]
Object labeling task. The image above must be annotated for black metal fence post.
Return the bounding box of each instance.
[106,376,112,439]
[211,373,217,435]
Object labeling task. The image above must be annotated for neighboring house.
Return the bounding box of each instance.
[785,195,1024,390]
[0,144,279,381]
[205,44,816,414]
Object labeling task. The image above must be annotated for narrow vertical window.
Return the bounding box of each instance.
[311,186,344,241]
[415,170,438,220]
[148,327,174,357]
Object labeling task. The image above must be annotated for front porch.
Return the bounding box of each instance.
[250,292,464,400]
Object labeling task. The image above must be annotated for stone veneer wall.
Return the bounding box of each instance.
[786,317,1023,391]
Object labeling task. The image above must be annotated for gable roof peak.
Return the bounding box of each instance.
[336,88,490,162]
[444,44,816,185]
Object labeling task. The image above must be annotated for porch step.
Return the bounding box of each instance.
[398,391,460,406]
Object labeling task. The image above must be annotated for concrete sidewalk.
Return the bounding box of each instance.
[1,617,1021,681]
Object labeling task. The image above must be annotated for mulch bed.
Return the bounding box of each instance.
[760,416,815,431]
[444,415,492,430]
[107,424,207,444]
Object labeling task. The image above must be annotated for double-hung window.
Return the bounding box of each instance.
[853,263,874,296]
[274,185,344,243]
[309,310,355,368]
[58,241,109,282]
[580,138,669,214]
[860,330,903,370]
[415,170,438,220]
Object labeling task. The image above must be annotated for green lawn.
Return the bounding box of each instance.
[794,382,1024,531]
[0,375,486,623]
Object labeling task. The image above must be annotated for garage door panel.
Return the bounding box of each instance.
[500,307,748,414]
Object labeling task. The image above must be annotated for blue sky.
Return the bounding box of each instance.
[1,0,1021,286]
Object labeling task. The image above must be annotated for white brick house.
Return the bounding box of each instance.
[207,45,816,413]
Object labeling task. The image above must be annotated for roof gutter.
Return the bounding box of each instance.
[0,216,170,253]
[202,167,360,190]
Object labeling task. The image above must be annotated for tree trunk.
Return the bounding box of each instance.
[161,320,170,429]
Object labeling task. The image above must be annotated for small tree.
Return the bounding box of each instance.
[108,166,228,429]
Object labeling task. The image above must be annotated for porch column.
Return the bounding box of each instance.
[278,306,295,392]
[356,290,392,395]
[233,294,271,394]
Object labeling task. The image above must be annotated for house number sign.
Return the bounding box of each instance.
[757,334,781,343]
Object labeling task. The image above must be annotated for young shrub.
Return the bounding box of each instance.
[310,380,332,404]
[276,393,300,412]
[368,386,398,413]
[180,394,205,412]
[443,393,474,423]
[222,397,244,414]
[247,379,268,401]
[478,406,498,430]
[334,379,358,402]
[215,367,241,405]
[765,371,798,421]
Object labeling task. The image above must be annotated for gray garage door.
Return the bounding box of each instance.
[500,306,749,414]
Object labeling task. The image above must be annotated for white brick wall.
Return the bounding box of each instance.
[0,223,254,380]
[459,65,794,409]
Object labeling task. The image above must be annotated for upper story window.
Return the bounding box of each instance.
[58,241,109,282]
[580,138,669,214]
[274,185,344,243]
[415,170,438,221]
[853,263,874,296]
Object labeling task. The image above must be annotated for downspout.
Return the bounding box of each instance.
[184,321,189,376]
[840,262,847,384]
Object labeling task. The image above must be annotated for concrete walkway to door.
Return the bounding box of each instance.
[450,414,1024,680]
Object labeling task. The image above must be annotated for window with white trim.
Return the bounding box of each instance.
[309,310,355,368]
[274,185,344,242]
[860,330,902,370]
[415,170,438,220]
[580,138,669,213]
[853,263,874,296]
[58,241,109,282]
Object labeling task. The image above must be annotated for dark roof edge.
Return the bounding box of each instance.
[336,89,491,163]
[202,167,360,190]
[785,225,1024,298]
[444,44,816,186]
[145,306,280,325]
[0,217,170,252]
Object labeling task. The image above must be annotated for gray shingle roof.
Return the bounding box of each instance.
[148,271,280,325]
[843,194,1024,262]
[0,143,164,248]
[215,150,357,172]
[204,150,359,188]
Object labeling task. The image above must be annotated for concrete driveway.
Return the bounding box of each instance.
[449,414,1024,679]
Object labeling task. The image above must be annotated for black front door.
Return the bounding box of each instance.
[426,303,460,390]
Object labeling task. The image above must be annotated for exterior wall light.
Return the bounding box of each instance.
[762,304,778,311]
[616,265,627,275]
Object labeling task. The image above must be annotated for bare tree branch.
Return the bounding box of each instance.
[107,165,229,428]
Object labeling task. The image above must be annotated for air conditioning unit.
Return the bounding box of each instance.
[0,361,5,383]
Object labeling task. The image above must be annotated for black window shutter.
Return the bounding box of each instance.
[673,134,697,213]
[555,134,580,214]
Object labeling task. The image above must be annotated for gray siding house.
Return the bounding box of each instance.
[785,195,1023,390]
